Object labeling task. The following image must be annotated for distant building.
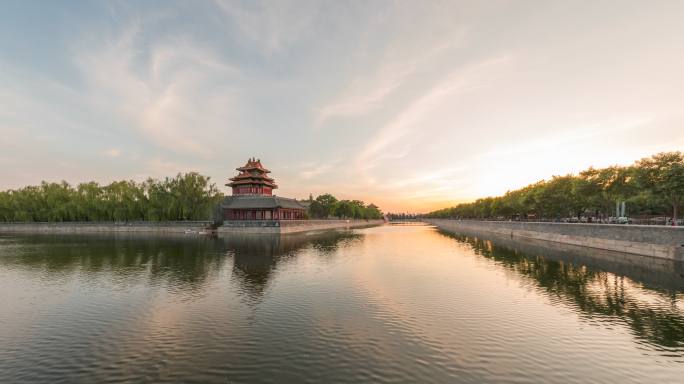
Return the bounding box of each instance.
[221,158,307,220]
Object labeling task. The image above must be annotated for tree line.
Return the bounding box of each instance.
[427,152,684,223]
[0,173,223,222]
[306,193,383,220]
[385,213,421,221]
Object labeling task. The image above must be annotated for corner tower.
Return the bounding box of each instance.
[227,158,278,196]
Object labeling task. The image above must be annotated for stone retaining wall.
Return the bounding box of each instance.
[0,220,385,236]
[279,219,383,234]
[438,228,684,290]
[426,219,684,261]
[217,219,384,235]
[0,222,211,234]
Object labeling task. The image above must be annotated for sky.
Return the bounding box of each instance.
[1,1,683,213]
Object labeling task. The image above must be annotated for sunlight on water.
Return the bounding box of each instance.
[1,224,683,383]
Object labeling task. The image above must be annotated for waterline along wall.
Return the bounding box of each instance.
[426,219,684,261]
[218,219,384,234]
[0,220,384,235]
[0,221,213,234]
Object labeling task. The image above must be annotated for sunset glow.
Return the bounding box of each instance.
[1,1,683,212]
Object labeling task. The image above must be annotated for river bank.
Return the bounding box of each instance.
[426,219,684,261]
[0,219,385,236]
[0,221,211,234]
[218,219,384,234]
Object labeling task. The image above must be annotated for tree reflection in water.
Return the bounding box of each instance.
[440,230,684,351]
[9,229,683,349]
[0,234,227,295]
[0,230,361,303]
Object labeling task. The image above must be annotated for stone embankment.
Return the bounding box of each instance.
[218,219,384,235]
[0,220,385,236]
[0,222,212,234]
[426,219,684,261]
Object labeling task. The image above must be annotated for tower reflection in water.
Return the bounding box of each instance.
[226,231,362,302]
[0,230,360,301]
[2,228,683,353]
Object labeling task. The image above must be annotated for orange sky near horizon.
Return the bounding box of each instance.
[1,1,683,214]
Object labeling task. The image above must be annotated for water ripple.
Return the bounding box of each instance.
[1,228,684,383]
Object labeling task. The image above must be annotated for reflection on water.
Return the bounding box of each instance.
[0,235,225,290]
[441,231,684,351]
[227,232,361,302]
[0,231,361,302]
[1,226,684,383]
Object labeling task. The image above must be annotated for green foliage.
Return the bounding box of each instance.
[427,151,684,221]
[635,152,684,221]
[307,194,382,219]
[0,173,223,222]
[308,193,338,218]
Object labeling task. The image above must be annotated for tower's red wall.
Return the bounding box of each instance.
[232,186,273,196]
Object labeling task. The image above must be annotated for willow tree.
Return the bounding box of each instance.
[0,172,223,222]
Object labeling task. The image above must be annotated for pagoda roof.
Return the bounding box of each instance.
[221,195,306,210]
[227,179,278,188]
[237,157,270,173]
[227,157,279,188]
[230,172,275,182]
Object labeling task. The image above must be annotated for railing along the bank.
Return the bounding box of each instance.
[422,217,683,226]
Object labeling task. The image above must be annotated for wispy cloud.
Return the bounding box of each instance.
[315,61,417,126]
[477,118,650,162]
[299,162,334,180]
[214,0,321,54]
[314,39,458,127]
[76,24,239,157]
[355,56,514,175]
[2,1,684,212]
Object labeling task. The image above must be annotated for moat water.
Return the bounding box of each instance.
[1,224,684,383]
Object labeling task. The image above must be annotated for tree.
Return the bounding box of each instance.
[366,203,383,219]
[0,173,223,223]
[635,152,684,225]
[312,194,338,218]
[307,194,382,219]
[569,176,596,219]
[427,151,680,222]
[334,200,354,218]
